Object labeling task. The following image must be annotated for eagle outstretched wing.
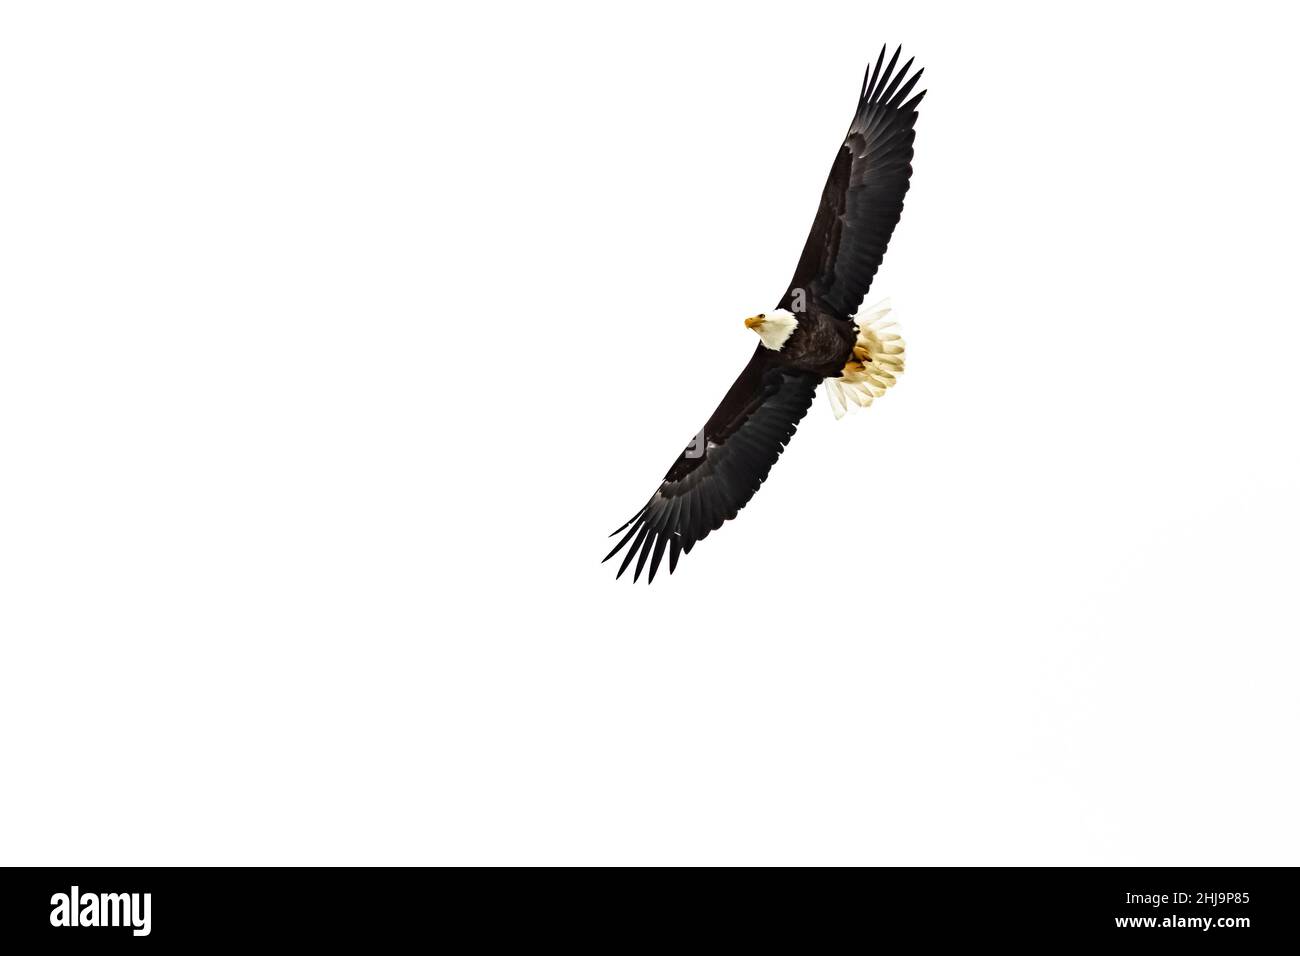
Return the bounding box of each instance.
[604,346,818,583]
[778,46,925,318]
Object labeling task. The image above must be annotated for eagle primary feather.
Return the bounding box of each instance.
[606,46,925,583]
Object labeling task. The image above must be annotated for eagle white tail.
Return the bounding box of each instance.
[824,299,905,419]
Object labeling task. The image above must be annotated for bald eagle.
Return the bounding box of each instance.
[606,46,924,582]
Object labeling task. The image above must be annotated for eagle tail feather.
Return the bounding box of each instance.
[823,299,905,420]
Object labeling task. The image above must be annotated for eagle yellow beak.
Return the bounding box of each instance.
[744,315,766,329]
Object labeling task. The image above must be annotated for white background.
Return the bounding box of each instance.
[2,2,1297,865]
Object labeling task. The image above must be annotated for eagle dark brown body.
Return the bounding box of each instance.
[775,306,859,378]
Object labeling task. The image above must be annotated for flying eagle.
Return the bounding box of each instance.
[606,46,924,582]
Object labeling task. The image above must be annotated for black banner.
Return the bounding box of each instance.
[0,867,1293,945]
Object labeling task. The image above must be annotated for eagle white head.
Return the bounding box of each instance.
[744,309,799,351]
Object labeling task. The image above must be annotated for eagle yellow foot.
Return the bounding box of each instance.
[825,300,905,419]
